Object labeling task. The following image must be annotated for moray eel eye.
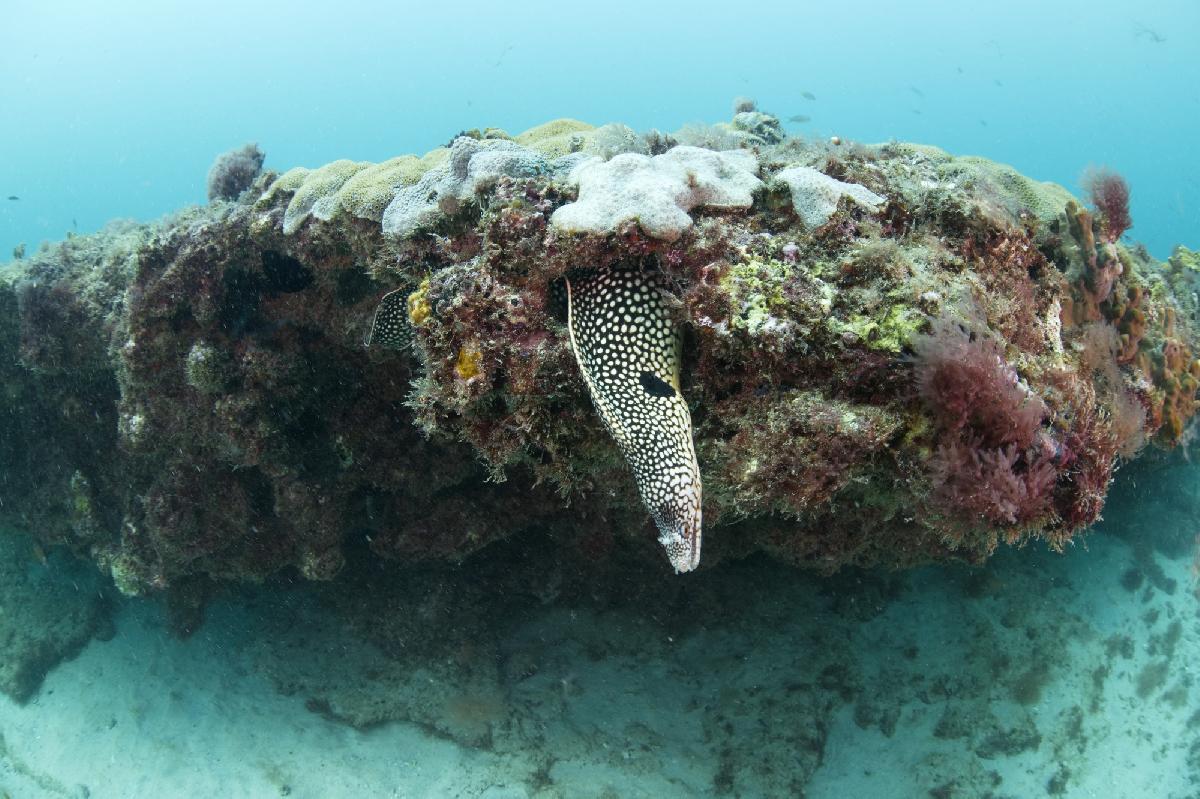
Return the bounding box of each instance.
[564,263,703,573]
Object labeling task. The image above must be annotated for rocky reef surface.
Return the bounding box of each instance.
[2,112,1198,597]
[0,530,112,702]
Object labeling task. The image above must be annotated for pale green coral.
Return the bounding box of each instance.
[264,149,451,233]
[270,166,311,195]
[107,552,146,597]
[283,159,371,234]
[868,143,1077,228]
[879,142,952,161]
[1163,245,1200,323]
[951,156,1076,225]
[516,118,595,158]
[334,150,449,221]
[729,111,784,145]
[383,139,549,238]
[581,123,648,159]
[1168,245,1200,274]
[69,470,93,520]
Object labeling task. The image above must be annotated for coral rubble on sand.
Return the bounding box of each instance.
[0,111,1197,593]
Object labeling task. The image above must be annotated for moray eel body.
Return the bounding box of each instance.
[565,264,703,573]
[367,288,411,349]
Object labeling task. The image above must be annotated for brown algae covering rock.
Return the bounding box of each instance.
[1,113,1197,593]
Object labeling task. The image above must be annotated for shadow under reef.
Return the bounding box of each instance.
[2,450,1199,798]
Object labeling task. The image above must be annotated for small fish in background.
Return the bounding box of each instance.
[979,119,989,127]
[30,541,48,566]
[1133,22,1166,43]
[800,91,816,101]
[956,66,964,74]
[994,79,1004,87]
[6,195,17,201]
[909,85,925,98]
[787,114,811,123]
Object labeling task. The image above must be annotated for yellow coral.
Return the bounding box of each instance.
[407,278,431,326]
[454,345,483,381]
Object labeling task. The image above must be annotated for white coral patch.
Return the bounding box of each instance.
[551,146,762,242]
[382,137,550,238]
[773,165,886,229]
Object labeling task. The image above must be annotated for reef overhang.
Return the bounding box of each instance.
[2,113,1197,594]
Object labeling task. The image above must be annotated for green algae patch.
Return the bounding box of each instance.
[723,257,791,332]
[723,257,834,330]
[830,304,925,353]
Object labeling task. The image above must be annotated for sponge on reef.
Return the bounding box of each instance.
[551,146,762,241]
[206,143,265,202]
[773,166,886,229]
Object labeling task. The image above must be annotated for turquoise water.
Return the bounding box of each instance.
[1,1,1197,260]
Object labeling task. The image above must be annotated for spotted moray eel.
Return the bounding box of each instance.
[368,265,703,572]
[565,264,702,573]
[366,288,411,349]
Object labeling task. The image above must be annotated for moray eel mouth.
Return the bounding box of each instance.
[564,261,703,573]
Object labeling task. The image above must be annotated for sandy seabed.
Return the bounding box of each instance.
[1,459,1198,799]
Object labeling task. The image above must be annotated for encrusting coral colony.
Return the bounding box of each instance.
[2,110,1198,594]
